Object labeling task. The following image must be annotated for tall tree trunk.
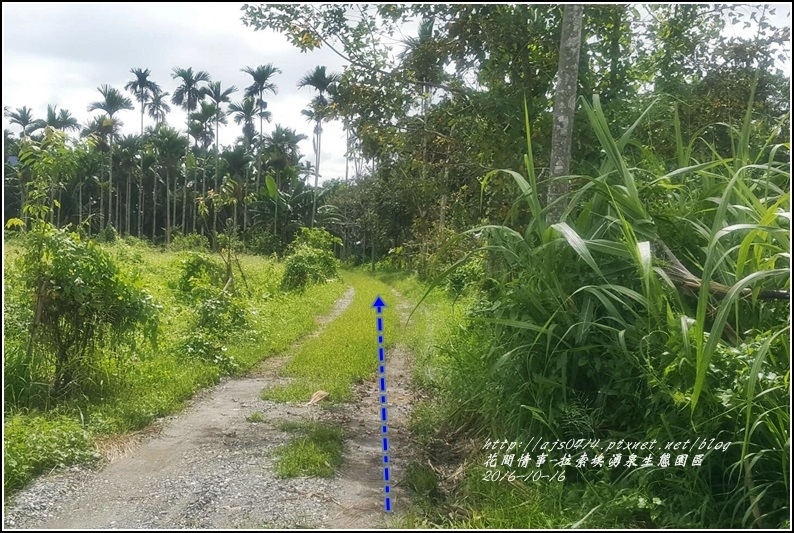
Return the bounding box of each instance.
[311,120,321,228]
[440,192,446,229]
[108,136,113,230]
[126,169,132,235]
[99,173,105,231]
[274,171,279,238]
[371,228,375,273]
[138,181,144,238]
[182,170,187,235]
[173,167,178,235]
[200,164,207,236]
[606,6,623,103]
[165,168,171,245]
[546,4,584,225]
[243,165,249,231]
[78,183,83,229]
[151,170,157,241]
[192,166,198,234]
[115,172,121,232]
[214,122,220,241]
[212,203,218,251]
[257,90,263,197]
[215,120,220,192]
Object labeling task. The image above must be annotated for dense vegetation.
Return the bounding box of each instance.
[3,228,347,491]
[3,3,790,529]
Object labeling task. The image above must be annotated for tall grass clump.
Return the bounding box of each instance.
[427,91,789,527]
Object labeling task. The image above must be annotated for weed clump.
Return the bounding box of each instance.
[13,227,159,398]
[280,228,340,292]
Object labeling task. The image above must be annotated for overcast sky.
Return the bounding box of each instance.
[1,2,352,183]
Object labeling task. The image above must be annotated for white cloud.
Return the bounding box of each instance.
[1,1,349,183]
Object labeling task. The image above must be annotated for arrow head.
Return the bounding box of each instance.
[371,295,387,311]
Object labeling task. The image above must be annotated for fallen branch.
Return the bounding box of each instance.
[657,241,789,301]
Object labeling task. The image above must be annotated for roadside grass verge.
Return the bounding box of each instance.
[273,421,344,478]
[373,273,642,529]
[3,240,346,493]
[3,413,102,494]
[370,270,472,395]
[68,247,345,435]
[262,270,399,403]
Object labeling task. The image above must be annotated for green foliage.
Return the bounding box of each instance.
[246,411,265,423]
[263,271,398,403]
[242,226,282,256]
[407,92,789,527]
[235,277,345,359]
[170,233,210,252]
[288,226,341,253]
[404,462,441,502]
[3,245,348,494]
[4,414,101,492]
[375,246,409,271]
[2,6,790,525]
[16,226,159,397]
[274,421,344,478]
[195,290,248,333]
[279,246,339,292]
[179,330,238,374]
[279,228,341,292]
[177,288,249,375]
[172,252,226,301]
[96,223,118,243]
[15,127,78,226]
[444,255,485,294]
[4,229,25,242]
[82,352,222,435]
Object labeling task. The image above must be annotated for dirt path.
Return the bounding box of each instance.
[4,285,418,529]
[323,288,415,528]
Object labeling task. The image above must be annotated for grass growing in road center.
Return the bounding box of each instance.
[262,270,400,403]
[273,421,344,478]
[3,242,347,493]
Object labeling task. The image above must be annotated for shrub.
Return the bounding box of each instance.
[172,252,226,301]
[445,256,485,294]
[289,227,342,253]
[4,228,25,243]
[279,227,341,292]
[280,245,339,292]
[195,291,248,334]
[178,290,248,375]
[16,227,159,397]
[243,227,283,256]
[216,229,244,254]
[170,233,210,252]
[96,223,118,243]
[179,330,239,374]
[119,235,151,249]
